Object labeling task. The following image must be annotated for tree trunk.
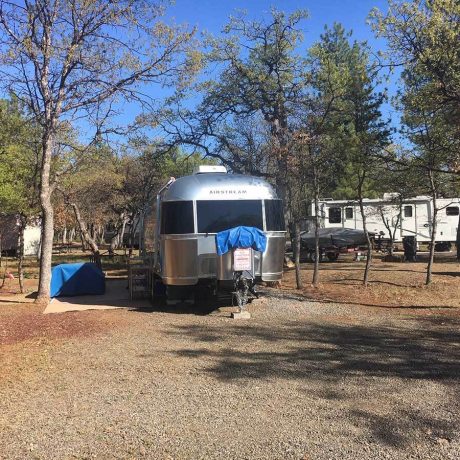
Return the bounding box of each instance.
[62,226,67,245]
[358,173,372,286]
[426,170,438,285]
[293,221,303,289]
[456,212,460,261]
[69,227,75,243]
[312,171,320,286]
[109,235,117,257]
[0,256,8,289]
[36,135,55,304]
[118,216,127,249]
[139,212,146,257]
[99,225,105,245]
[70,202,102,268]
[128,216,139,258]
[17,215,26,294]
[389,214,400,257]
[80,230,87,251]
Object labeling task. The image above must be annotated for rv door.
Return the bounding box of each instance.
[415,201,431,241]
[401,204,417,238]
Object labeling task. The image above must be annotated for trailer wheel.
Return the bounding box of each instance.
[151,276,166,306]
[434,242,452,252]
[309,251,323,263]
[194,281,219,312]
[326,252,339,262]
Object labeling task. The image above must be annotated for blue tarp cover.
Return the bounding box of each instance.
[50,263,105,297]
[216,226,267,256]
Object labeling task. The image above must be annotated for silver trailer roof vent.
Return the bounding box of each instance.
[193,165,227,174]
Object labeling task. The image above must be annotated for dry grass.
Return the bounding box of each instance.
[282,252,460,309]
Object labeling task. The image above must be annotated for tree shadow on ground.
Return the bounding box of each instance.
[170,318,460,382]
[166,316,460,448]
[327,277,421,288]
[432,271,460,277]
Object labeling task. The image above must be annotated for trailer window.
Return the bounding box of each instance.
[345,207,353,219]
[161,201,194,234]
[446,206,459,216]
[404,205,413,218]
[264,200,285,231]
[328,207,341,224]
[197,200,263,233]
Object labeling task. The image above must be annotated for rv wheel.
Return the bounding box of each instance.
[309,251,323,263]
[434,242,452,252]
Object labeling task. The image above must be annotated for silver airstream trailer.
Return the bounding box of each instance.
[152,166,286,304]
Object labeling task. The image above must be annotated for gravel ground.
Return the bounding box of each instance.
[1,291,459,460]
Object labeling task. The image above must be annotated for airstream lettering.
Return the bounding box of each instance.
[152,166,286,304]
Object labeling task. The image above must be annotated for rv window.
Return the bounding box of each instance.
[345,207,353,219]
[446,206,459,216]
[328,207,341,224]
[160,201,194,234]
[197,200,263,233]
[404,205,413,218]
[264,200,285,231]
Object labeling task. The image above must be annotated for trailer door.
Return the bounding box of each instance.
[401,204,417,238]
[414,201,431,241]
[442,203,459,242]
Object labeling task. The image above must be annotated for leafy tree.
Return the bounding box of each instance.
[334,162,380,200]
[372,151,427,255]
[402,113,454,283]
[371,0,460,140]
[308,24,390,285]
[370,0,460,262]
[57,143,123,266]
[161,8,309,198]
[0,0,196,302]
[288,23,355,287]
[0,99,41,292]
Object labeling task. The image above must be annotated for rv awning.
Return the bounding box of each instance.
[50,263,105,297]
[216,226,267,256]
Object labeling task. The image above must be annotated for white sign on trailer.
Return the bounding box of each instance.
[233,248,252,271]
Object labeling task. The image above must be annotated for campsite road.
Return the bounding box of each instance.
[1,292,459,460]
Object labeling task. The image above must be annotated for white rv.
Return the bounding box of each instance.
[311,194,460,245]
[0,215,41,256]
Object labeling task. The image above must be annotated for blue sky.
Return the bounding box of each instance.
[101,1,402,145]
[156,0,401,135]
[167,0,390,47]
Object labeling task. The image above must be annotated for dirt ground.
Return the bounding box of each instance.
[0,252,459,459]
[1,250,459,308]
[283,252,460,309]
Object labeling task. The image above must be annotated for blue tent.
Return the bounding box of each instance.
[215,226,267,256]
[50,263,105,297]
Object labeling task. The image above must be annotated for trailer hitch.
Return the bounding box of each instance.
[233,271,257,311]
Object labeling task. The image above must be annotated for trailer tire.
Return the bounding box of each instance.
[434,242,452,252]
[309,251,323,263]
